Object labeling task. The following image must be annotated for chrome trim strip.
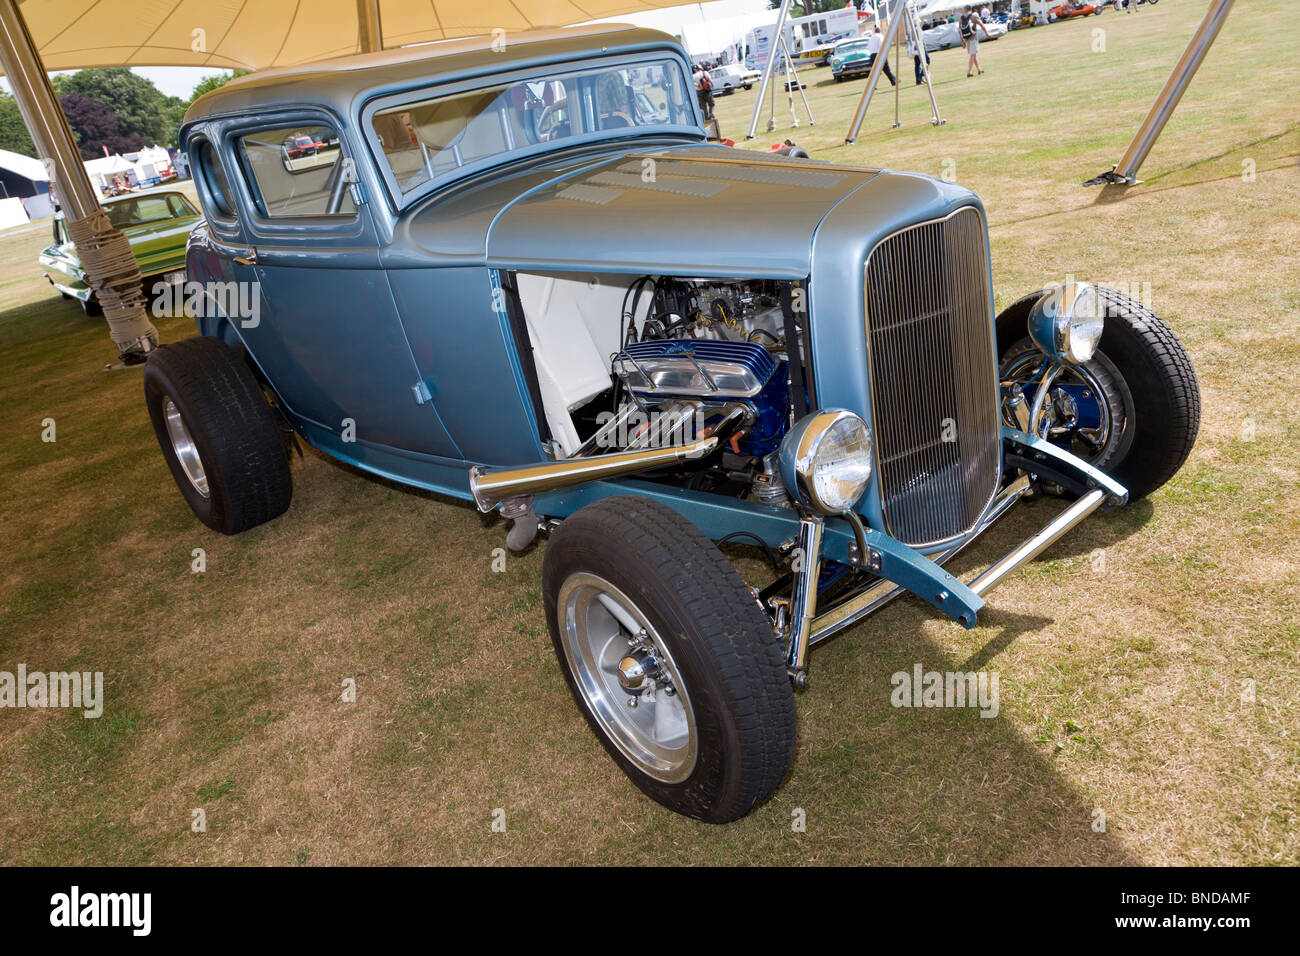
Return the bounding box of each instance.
[786,516,824,679]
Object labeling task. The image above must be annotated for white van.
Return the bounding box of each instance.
[709,64,761,94]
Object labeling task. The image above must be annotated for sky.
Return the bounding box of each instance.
[3,0,777,100]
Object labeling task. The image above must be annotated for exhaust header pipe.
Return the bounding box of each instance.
[470,404,747,513]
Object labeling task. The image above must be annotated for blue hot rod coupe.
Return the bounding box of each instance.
[149,24,1199,822]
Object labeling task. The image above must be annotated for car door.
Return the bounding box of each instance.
[217,115,458,458]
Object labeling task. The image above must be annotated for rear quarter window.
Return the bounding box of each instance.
[194,139,235,220]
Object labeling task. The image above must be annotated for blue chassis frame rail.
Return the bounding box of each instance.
[533,425,1128,654]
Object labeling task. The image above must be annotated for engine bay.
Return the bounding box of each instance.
[511,271,810,507]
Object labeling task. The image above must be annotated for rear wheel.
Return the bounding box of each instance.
[997,286,1200,500]
[144,336,292,534]
[81,294,102,317]
[543,496,796,822]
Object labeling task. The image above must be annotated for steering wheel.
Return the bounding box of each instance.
[538,101,570,141]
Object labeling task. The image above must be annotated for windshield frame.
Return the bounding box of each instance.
[359,50,702,212]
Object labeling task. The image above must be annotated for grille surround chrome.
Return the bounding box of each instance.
[862,205,1002,548]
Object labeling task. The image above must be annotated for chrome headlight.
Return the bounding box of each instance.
[1028,281,1104,364]
[779,409,873,516]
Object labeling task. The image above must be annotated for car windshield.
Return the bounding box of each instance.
[104,193,197,228]
[370,58,694,197]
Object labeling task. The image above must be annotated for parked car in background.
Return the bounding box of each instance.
[924,18,1007,50]
[829,38,876,81]
[281,133,323,159]
[158,25,1200,824]
[1049,3,1100,19]
[709,64,760,94]
[40,186,201,316]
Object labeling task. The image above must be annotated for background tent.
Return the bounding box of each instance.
[0,144,48,196]
[3,0,701,72]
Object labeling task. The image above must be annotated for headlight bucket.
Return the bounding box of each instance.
[779,409,873,516]
[1028,281,1104,365]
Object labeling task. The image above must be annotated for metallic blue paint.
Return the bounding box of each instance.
[177,24,1126,633]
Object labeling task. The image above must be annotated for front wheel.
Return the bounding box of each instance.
[998,286,1200,501]
[543,496,796,822]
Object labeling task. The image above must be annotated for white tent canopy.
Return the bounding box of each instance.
[3,0,703,73]
[0,144,46,181]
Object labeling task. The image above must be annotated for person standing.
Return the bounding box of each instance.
[693,65,711,121]
[866,24,896,87]
[907,30,931,85]
[698,66,716,121]
[959,4,992,77]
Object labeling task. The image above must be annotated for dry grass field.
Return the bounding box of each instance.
[0,0,1296,865]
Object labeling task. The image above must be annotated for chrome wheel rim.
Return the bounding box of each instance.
[162,397,209,498]
[1001,349,1128,468]
[557,572,697,783]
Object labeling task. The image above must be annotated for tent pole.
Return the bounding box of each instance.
[357,0,383,53]
[746,0,794,140]
[1085,0,1235,186]
[844,4,907,144]
[0,0,157,364]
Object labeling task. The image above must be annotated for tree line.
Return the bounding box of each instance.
[0,68,244,159]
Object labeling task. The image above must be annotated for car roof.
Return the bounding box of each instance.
[184,24,686,126]
[103,184,193,205]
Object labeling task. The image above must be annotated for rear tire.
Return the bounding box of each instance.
[144,336,292,534]
[543,496,796,822]
[81,295,102,317]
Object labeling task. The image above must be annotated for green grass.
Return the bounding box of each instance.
[0,0,1296,865]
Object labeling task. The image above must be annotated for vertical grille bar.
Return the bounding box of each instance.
[863,206,1001,546]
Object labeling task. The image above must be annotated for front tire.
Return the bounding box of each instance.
[543,496,796,823]
[997,287,1200,501]
[144,336,292,534]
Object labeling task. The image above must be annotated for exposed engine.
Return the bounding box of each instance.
[577,277,805,506]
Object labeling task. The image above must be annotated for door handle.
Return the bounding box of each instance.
[233,248,258,266]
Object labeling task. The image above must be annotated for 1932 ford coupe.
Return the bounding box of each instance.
[149,24,1200,822]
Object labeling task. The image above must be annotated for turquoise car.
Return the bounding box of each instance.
[151,24,1200,823]
[829,39,877,81]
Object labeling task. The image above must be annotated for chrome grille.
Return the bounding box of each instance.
[863,206,1001,546]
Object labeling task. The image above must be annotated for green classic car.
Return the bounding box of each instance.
[40,186,202,316]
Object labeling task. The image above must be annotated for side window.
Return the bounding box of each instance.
[234,123,355,219]
[194,139,235,220]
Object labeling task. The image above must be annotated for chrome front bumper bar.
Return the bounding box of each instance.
[786,428,1128,674]
[968,487,1106,595]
